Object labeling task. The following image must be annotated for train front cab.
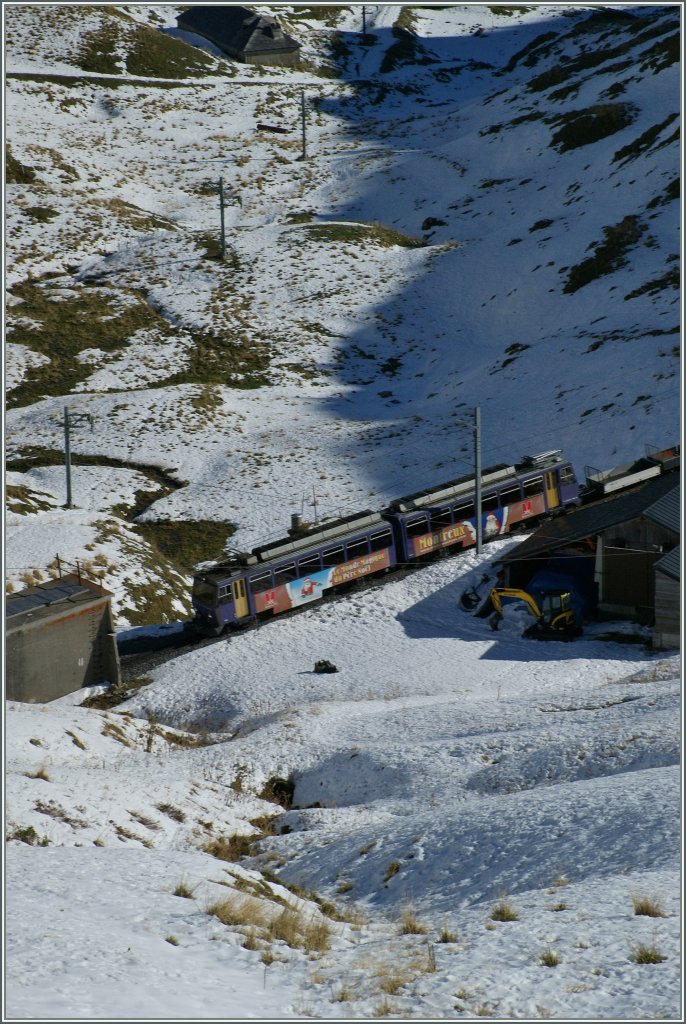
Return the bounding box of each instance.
[192,573,245,636]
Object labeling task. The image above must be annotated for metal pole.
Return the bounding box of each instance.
[362,5,366,34]
[219,177,226,260]
[474,406,482,555]
[64,406,73,509]
[300,90,307,160]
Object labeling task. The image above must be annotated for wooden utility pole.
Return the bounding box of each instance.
[474,406,482,555]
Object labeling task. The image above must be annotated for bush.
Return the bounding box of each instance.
[490,899,519,922]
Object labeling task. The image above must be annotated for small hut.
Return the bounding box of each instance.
[6,574,121,703]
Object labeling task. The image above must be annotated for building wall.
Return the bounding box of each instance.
[6,600,120,703]
[652,572,680,650]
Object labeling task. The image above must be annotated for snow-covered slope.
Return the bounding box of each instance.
[4,2,680,623]
[3,7,682,1019]
[5,547,681,1020]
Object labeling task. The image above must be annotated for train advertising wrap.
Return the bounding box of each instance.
[254,549,392,615]
[506,494,546,525]
[412,519,477,557]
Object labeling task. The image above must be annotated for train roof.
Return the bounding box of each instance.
[198,508,386,578]
[390,451,568,513]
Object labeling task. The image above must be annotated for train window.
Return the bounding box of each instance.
[453,501,474,520]
[482,492,499,512]
[249,571,273,594]
[298,554,321,576]
[347,537,370,560]
[370,529,393,553]
[274,562,298,586]
[499,485,521,506]
[406,516,429,538]
[217,584,233,604]
[430,508,452,531]
[323,546,345,567]
[560,466,576,485]
[523,475,544,497]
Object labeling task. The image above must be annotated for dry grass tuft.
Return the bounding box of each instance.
[539,947,561,967]
[25,765,52,782]
[631,894,667,918]
[399,907,428,935]
[630,941,667,964]
[490,898,519,922]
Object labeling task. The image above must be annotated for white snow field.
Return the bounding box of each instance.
[3,3,682,1021]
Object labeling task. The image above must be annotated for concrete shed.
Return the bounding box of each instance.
[5,575,121,703]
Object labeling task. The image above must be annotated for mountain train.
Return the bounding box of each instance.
[191,449,582,636]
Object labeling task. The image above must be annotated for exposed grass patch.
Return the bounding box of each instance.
[6,280,172,408]
[158,329,271,391]
[24,206,59,223]
[202,833,256,862]
[172,879,197,899]
[6,144,37,184]
[155,802,186,823]
[539,947,561,967]
[549,103,637,153]
[300,221,425,249]
[563,215,644,294]
[624,267,679,301]
[6,484,55,515]
[133,520,236,572]
[6,825,50,846]
[125,22,220,78]
[438,925,458,943]
[83,675,152,710]
[25,766,52,782]
[612,113,678,165]
[258,775,295,809]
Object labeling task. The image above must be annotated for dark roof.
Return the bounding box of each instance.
[499,471,680,565]
[6,574,110,629]
[177,6,299,57]
[655,545,680,581]
[644,485,680,534]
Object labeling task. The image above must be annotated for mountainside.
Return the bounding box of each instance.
[3,8,682,1021]
[4,3,680,623]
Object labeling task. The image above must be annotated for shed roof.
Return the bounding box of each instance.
[6,575,111,630]
[177,6,299,57]
[498,471,680,565]
[644,485,681,533]
[655,545,680,581]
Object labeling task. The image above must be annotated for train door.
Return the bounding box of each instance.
[545,470,560,510]
[232,577,249,619]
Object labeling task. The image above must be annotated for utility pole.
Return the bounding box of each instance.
[63,406,93,509]
[474,406,482,555]
[362,5,366,35]
[300,90,307,160]
[218,176,226,260]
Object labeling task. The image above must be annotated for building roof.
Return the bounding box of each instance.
[655,545,680,581]
[498,471,680,565]
[644,484,680,533]
[177,6,299,58]
[6,574,110,630]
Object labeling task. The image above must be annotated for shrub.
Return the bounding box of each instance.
[490,899,519,922]
[631,942,667,964]
[383,860,401,883]
[202,833,254,862]
[399,908,428,935]
[631,894,667,918]
[539,948,561,967]
[172,880,196,899]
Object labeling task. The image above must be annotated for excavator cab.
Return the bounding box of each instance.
[488,586,577,640]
